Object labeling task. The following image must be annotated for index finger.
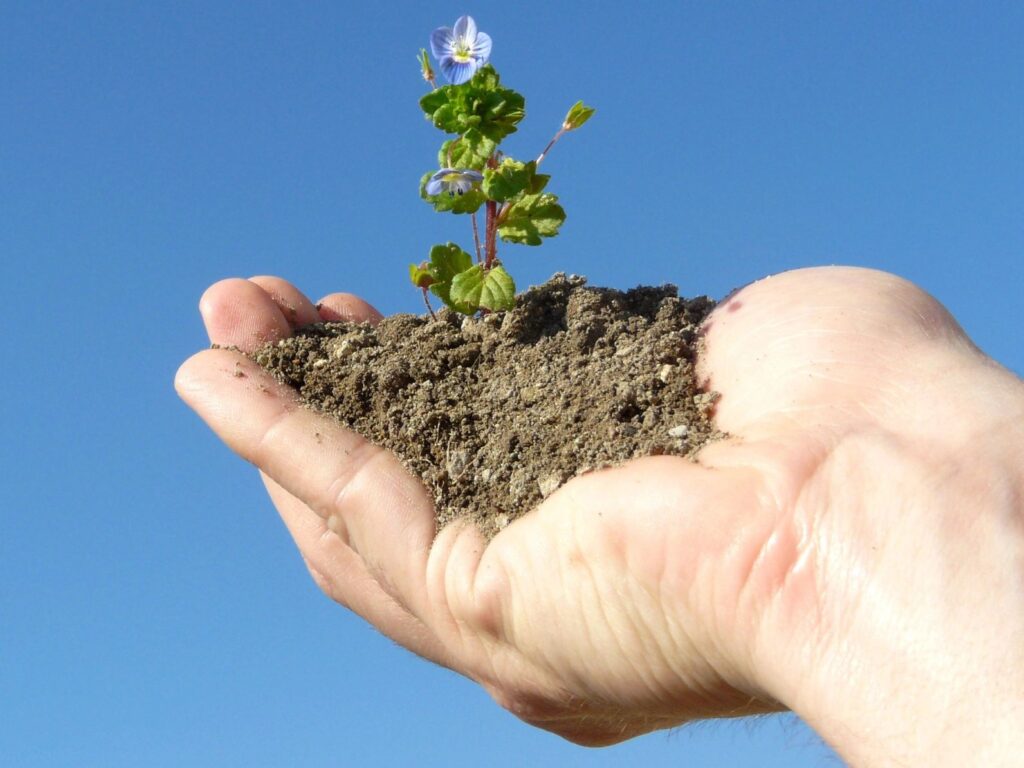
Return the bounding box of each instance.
[174,348,438,621]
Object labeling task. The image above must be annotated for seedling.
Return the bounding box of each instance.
[410,15,594,317]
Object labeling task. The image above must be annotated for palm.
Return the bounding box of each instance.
[177,268,1022,746]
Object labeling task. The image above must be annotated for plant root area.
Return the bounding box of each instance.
[252,274,721,539]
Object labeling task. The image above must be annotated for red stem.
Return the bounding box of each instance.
[484,153,500,269]
[422,287,437,319]
[485,200,496,269]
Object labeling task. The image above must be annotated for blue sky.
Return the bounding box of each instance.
[2,2,1021,765]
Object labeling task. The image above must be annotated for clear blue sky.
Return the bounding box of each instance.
[2,2,1021,765]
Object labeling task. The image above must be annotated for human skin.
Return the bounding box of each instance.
[176,268,1024,765]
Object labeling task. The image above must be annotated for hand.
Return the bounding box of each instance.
[176,268,1024,765]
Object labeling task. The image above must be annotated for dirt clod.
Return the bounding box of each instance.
[251,274,721,538]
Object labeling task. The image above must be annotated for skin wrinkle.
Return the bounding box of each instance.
[761,327,866,351]
[552,487,679,708]
[322,439,386,529]
[362,457,436,570]
[248,276,320,329]
[703,541,764,702]
[319,441,435,621]
[249,390,306,469]
[572,546,653,716]
[655,556,707,698]
[456,530,516,648]
[437,527,518,676]
[615,567,685,708]
[584,553,639,697]
[427,526,469,645]
[497,537,563,689]
[319,514,350,551]
[687,556,734,701]
[616,568,701,715]
[495,539,532,658]
[562,512,607,694]
[578,517,667,701]
[430,522,478,637]
[663,570,710,702]
[623,583,676,705]
[734,513,796,640]
[628,538,702,706]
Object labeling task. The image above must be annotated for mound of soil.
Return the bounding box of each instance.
[251,274,721,538]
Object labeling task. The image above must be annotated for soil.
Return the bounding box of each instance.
[251,274,722,539]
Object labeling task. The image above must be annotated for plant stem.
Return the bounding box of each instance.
[421,287,437,320]
[484,153,500,268]
[485,200,496,269]
[471,211,482,263]
[536,128,567,168]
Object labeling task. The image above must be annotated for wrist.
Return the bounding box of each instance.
[760,370,1024,766]
[795,669,1024,767]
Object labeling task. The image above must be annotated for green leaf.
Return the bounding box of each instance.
[409,262,434,288]
[424,243,474,310]
[445,265,482,314]
[482,158,550,203]
[563,100,596,131]
[428,242,473,282]
[438,130,496,171]
[527,169,550,194]
[449,264,517,313]
[497,193,566,246]
[419,170,485,214]
[418,65,525,142]
[479,265,516,311]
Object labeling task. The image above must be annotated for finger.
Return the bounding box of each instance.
[175,349,437,621]
[261,473,453,668]
[200,278,292,351]
[316,292,384,325]
[248,276,321,329]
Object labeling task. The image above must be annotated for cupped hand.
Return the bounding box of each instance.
[176,269,1024,764]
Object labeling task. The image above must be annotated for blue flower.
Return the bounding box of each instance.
[430,15,492,85]
[425,168,484,197]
